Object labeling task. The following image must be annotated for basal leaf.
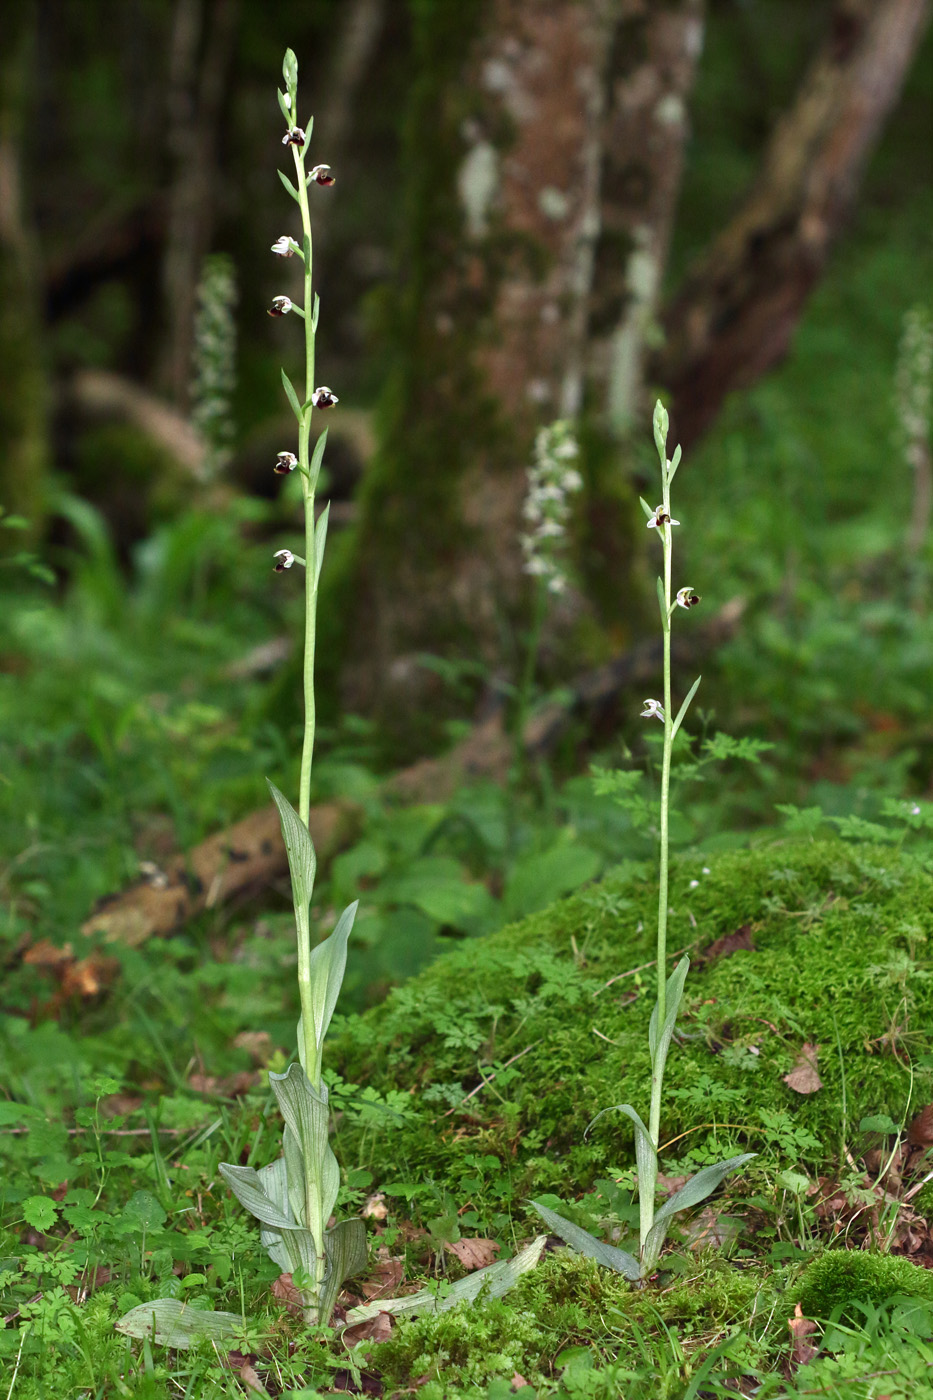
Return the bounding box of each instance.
[116,1298,246,1349]
[344,1235,547,1324]
[217,1162,298,1233]
[642,1152,756,1269]
[529,1202,640,1280]
[319,1217,368,1322]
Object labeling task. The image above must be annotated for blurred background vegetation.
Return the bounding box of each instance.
[1,0,931,1028]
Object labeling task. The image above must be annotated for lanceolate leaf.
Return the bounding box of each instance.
[116,1299,246,1349]
[343,1235,547,1324]
[587,1101,657,1244]
[277,89,291,123]
[671,677,701,739]
[656,577,667,627]
[639,496,654,520]
[313,502,330,592]
[281,369,303,422]
[311,291,320,332]
[642,1153,756,1269]
[648,956,690,1073]
[667,442,683,484]
[267,780,317,934]
[306,900,357,1054]
[529,1202,640,1280]
[278,169,300,203]
[308,427,328,490]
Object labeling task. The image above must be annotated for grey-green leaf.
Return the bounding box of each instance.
[319,1217,369,1322]
[529,1202,641,1280]
[218,1162,298,1232]
[667,442,683,483]
[642,1153,756,1268]
[639,496,654,520]
[267,780,317,932]
[116,1299,246,1349]
[648,956,690,1074]
[313,503,330,593]
[311,290,319,332]
[278,169,300,203]
[343,1234,547,1324]
[588,1102,656,1218]
[306,900,357,1054]
[277,89,291,123]
[656,577,667,626]
[671,677,701,738]
[282,48,298,91]
[281,369,303,422]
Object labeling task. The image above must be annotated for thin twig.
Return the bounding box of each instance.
[593,945,690,996]
[436,1042,538,1121]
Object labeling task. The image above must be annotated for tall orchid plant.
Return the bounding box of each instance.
[531,402,754,1281]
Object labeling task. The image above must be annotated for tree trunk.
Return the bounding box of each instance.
[0,0,47,541]
[340,0,625,741]
[158,0,239,407]
[653,0,930,449]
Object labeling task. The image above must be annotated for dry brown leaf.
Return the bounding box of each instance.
[233,1031,274,1064]
[511,1375,532,1392]
[445,1237,501,1270]
[342,1310,394,1346]
[23,938,73,968]
[788,1302,819,1368]
[363,1192,388,1221]
[907,1104,933,1147]
[784,1043,822,1095]
[60,953,119,999]
[700,924,756,963]
[359,1256,405,1301]
[270,1273,304,1317]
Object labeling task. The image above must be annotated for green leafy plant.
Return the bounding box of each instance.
[531,402,755,1280]
[117,47,365,1338]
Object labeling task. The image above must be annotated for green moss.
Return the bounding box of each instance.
[793,1249,933,1320]
[334,839,932,1214]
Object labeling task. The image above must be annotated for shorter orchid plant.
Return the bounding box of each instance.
[532,402,754,1281]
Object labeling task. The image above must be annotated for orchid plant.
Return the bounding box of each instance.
[531,402,755,1281]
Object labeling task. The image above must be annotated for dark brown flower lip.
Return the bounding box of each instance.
[310,386,339,409]
[282,126,306,147]
[268,296,293,317]
[309,164,335,186]
[274,452,298,475]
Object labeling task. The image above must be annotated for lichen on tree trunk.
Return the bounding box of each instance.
[341,0,661,745]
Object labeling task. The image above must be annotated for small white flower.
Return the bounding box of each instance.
[274,451,298,475]
[702,866,710,874]
[273,549,295,572]
[547,574,567,594]
[689,879,699,889]
[640,698,664,720]
[268,295,292,317]
[271,235,296,257]
[311,386,339,409]
[675,586,701,608]
[911,803,922,816]
[647,505,679,530]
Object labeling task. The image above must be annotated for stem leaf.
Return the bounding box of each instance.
[648,955,690,1074]
[639,496,654,520]
[277,89,291,123]
[305,899,357,1058]
[278,168,301,203]
[281,369,303,422]
[671,676,701,738]
[311,291,320,333]
[308,426,328,489]
[269,1062,341,1225]
[267,780,317,932]
[667,442,683,484]
[313,502,330,592]
[217,1162,300,1232]
[529,1200,641,1280]
[656,577,667,626]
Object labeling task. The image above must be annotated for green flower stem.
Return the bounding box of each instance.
[291,126,327,1316]
[293,139,318,831]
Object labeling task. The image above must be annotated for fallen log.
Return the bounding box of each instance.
[80,598,744,947]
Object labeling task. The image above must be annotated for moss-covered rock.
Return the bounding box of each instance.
[334,838,932,1212]
[793,1249,933,1319]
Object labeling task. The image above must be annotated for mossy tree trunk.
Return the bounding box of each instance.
[0,0,47,542]
[342,0,701,743]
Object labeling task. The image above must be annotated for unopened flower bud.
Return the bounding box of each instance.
[282,126,306,147]
[273,549,295,572]
[271,235,296,257]
[309,164,335,187]
[268,296,293,317]
[274,451,298,475]
[675,587,700,609]
[311,386,338,409]
[641,698,665,720]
